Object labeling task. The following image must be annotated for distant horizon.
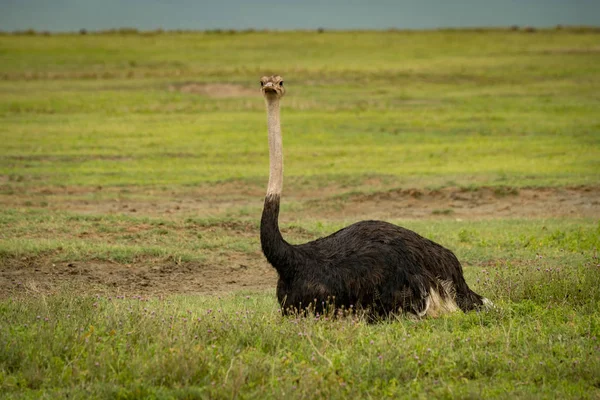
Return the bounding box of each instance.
[4,25,600,35]
[1,0,599,33]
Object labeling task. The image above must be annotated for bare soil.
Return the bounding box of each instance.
[2,185,599,298]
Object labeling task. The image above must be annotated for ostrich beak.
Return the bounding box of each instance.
[262,82,278,93]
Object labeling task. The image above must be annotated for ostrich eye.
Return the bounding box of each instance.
[279,81,284,86]
[260,81,264,87]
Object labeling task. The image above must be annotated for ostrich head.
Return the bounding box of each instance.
[260,75,285,99]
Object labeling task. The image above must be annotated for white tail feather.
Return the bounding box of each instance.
[425,286,459,317]
[481,297,494,310]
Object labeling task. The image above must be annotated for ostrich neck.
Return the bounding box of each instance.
[266,98,283,197]
[261,96,293,277]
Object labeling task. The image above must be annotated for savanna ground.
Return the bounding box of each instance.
[1,28,599,399]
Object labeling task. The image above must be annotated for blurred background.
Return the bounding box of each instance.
[1,0,599,32]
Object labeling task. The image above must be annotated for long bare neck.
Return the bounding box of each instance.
[266,97,283,197]
[261,96,293,278]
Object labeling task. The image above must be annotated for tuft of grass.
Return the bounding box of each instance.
[479,256,600,313]
[431,208,454,215]
[493,186,520,197]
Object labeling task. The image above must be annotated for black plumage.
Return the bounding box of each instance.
[261,194,486,318]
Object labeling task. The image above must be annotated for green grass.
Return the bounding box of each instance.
[1,257,599,399]
[1,29,599,189]
[1,206,598,265]
[1,211,598,397]
[1,29,600,398]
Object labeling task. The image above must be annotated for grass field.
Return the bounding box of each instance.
[1,28,600,398]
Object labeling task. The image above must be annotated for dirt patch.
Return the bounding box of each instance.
[319,186,600,221]
[3,184,598,221]
[168,82,257,98]
[1,253,276,298]
[1,185,599,298]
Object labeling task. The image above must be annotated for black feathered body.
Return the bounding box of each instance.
[261,194,484,317]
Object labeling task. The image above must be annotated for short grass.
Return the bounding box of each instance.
[1,28,600,398]
[1,207,598,266]
[1,29,599,189]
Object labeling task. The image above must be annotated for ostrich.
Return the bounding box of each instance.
[259,75,490,319]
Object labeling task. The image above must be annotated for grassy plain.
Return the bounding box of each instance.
[1,28,600,398]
